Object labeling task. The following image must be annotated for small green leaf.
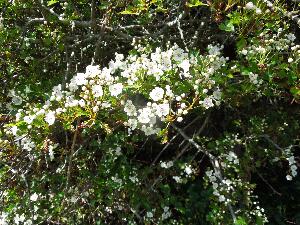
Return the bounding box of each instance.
[120,10,140,15]
[290,87,300,96]
[235,216,248,225]
[186,0,208,7]
[47,0,59,6]
[219,21,235,32]
[237,38,247,50]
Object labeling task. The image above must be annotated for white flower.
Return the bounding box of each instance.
[124,100,137,116]
[70,196,77,203]
[213,89,222,100]
[138,108,154,124]
[219,195,226,202]
[165,85,173,97]
[74,73,88,86]
[161,206,171,220]
[177,116,183,122]
[141,125,159,136]
[30,193,39,202]
[288,156,295,164]
[255,8,262,14]
[45,111,56,125]
[14,214,25,224]
[155,103,170,117]
[24,115,34,124]
[11,126,18,135]
[161,161,173,168]
[0,212,8,225]
[78,99,86,107]
[212,182,218,189]
[291,170,297,177]
[48,144,58,161]
[85,65,101,77]
[286,175,292,181]
[288,58,293,63]
[178,59,190,73]
[249,72,259,84]
[114,146,122,156]
[146,212,153,218]
[286,33,296,42]
[12,96,23,105]
[128,118,138,130]
[109,83,123,96]
[92,85,103,97]
[245,2,255,10]
[241,49,248,55]
[201,97,214,109]
[149,87,164,101]
[173,176,182,183]
[185,165,193,175]
[48,148,54,161]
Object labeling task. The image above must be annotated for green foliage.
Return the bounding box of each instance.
[0,0,300,224]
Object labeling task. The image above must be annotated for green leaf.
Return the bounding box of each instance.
[120,10,140,15]
[47,0,59,6]
[219,21,235,32]
[237,38,247,50]
[186,0,208,7]
[235,216,248,225]
[290,87,300,96]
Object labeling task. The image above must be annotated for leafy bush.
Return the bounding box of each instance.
[0,0,299,224]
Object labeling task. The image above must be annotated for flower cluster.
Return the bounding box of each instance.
[240,29,298,64]
[283,146,298,181]
[245,2,262,14]
[7,43,226,138]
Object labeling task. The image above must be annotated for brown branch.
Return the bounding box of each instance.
[256,171,282,196]
[65,119,80,190]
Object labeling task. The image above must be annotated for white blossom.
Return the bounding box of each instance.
[12,96,23,105]
[45,111,56,125]
[109,83,123,96]
[245,2,255,10]
[149,87,164,101]
[30,193,39,202]
[124,100,137,116]
[92,85,103,97]
[201,97,214,109]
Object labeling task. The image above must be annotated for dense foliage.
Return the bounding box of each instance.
[0,0,299,224]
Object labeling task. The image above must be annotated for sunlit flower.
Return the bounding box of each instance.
[30,193,39,202]
[109,83,123,96]
[45,111,55,125]
[149,87,164,101]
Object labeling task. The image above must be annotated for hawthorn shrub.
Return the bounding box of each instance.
[0,0,299,224]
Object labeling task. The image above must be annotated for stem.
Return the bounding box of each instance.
[65,119,80,190]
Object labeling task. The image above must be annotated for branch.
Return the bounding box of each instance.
[91,0,96,30]
[151,115,203,165]
[256,171,282,196]
[175,115,210,160]
[65,119,80,190]
[171,123,237,223]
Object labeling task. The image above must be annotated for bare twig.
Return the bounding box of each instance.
[151,115,203,165]
[256,171,282,196]
[91,0,96,31]
[175,115,210,160]
[171,123,237,223]
[65,119,80,190]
